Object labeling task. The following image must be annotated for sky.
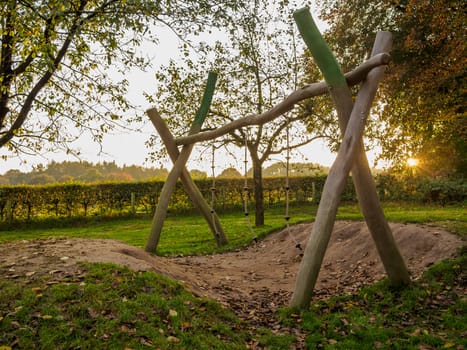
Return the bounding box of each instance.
[0,5,383,176]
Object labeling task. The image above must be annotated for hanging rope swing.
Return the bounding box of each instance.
[284,116,303,255]
[210,144,220,238]
[243,129,257,243]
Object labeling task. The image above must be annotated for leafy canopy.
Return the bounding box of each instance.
[0,0,241,157]
[317,0,466,176]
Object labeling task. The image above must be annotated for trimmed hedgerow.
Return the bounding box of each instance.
[0,175,464,225]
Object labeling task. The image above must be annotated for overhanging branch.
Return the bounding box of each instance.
[0,1,87,147]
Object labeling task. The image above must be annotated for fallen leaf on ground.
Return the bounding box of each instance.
[87,308,99,318]
[167,336,180,343]
[169,309,178,317]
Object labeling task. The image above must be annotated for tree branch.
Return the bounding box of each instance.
[0,0,16,130]
[271,134,326,156]
[0,1,88,147]
[259,119,289,162]
[12,54,35,77]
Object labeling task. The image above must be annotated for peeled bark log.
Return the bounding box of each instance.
[174,53,390,146]
[145,72,218,252]
[348,37,410,289]
[147,108,228,247]
[290,9,409,308]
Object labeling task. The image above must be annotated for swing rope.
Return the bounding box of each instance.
[284,116,303,253]
[243,130,257,242]
[210,145,220,237]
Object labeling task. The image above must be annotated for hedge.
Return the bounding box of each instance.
[0,175,464,225]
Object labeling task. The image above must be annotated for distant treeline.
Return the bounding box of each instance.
[0,161,170,185]
[0,160,328,185]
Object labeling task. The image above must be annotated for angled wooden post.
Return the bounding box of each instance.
[145,72,218,252]
[347,33,410,288]
[290,8,409,308]
[147,107,228,247]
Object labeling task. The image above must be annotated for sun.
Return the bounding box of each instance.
[407,158,418,167]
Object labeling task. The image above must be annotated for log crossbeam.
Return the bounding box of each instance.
[174,53,390,146]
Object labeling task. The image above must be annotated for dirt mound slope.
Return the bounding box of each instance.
[0,221,463,309]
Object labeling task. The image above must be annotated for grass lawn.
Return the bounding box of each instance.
[0,263,291,349]
[1,202,465,256]
[0,202,465,349]
[285,250,466,349]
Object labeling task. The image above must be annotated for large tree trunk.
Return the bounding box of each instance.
[251,155,265,227]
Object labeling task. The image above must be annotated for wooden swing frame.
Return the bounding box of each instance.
[145,7,410,308]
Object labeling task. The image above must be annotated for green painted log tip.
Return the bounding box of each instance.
[293,6,311,18]
[192,71,218,127]
[293,6,346,88]
[293,7,316,30]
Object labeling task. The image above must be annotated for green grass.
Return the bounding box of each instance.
[0,203,317,256]
[280,249,467,349]
[0,263,286,349]
[1,249,464,349]
[0,202,465,349]
[1,202,465,256]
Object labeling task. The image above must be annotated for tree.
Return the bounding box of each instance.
[58,175,74,183]
[218,167,241,178]
[28,173,56,185]
[150,0,328,226]
[316,0,466,176]
[79,168,103,183]
[106,172,134,182]
[262,162,326,177]
[0,0,242,159]
[190,169,208,180]
[2,169,27,184]
[0,159,171,184]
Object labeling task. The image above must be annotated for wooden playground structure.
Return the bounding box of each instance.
[145,7,410,308]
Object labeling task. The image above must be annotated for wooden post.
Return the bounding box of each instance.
[6,199,12,224]
[290,8,409,308]
[147,108,228,247]
[348,35,411,288]
[145,72,218,252]
[295,9,409,287]
[130,192,136,215]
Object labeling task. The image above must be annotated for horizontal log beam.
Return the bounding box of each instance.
[173,53,390,146]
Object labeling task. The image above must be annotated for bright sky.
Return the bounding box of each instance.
[0,6,383,176]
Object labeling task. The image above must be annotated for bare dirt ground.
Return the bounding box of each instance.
[0,220,464,344]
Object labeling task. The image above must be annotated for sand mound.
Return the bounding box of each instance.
[0,221,463,307]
